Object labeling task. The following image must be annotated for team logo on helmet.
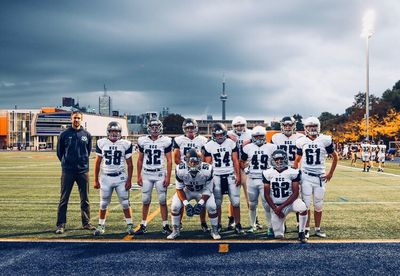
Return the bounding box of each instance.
[271,149,289,171]
[107,121,122,142]
[211,123,227,144]
[303,116,320,137]
[147,119,163,136]
[251,126,266,146]
[232,116,247,135]
[280,116,296,136]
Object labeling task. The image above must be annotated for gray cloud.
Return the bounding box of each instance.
[1,0,399,122]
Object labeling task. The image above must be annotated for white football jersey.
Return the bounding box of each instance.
[295,134,334,175]
[377,144,387,157]
[96,138,133,174]
[227,129,252,159]
[138,135,172,171]
[360,143,371,156]
[173,135,208,163]
[175,162,213,194]
[204,138,237,175]
[242,143,277,178]
[262,167,301,205]
[370,144,378,156]
[271,132,305,166]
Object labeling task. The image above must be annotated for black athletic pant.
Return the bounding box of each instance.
[56,171,91,227]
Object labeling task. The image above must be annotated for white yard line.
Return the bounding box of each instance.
[337,164,400,178]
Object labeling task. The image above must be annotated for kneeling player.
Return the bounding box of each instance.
[168,149,221,240]
[263,150,308,242]
[93,122,134,236]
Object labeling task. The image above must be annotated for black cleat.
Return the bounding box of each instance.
[217,223,222,233]
[235,223,244,235]
[162,224,172,234]
[134,224,147,235]
[201,222,209,233]
[298,231,308,243]
[227,216,235,230]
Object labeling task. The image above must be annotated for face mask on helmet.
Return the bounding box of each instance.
[271,150,288,171]
[212,123,227,144]
[182,118,198,138]
[280,117,296,136]
[303,117,320,137]
[185,149,202,176]
[251,126,266,146]
[147,120,163,136]
[232,116,247,135]
[107,122,122,142]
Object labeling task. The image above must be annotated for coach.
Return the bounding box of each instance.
[55,111,94,234]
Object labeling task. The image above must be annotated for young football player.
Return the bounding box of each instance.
[377,140,387,172]
[360,139,371,172]
[135,119,173,235]
[370,141,378,169]
[227,116,253,230]
[204,123,242,234]
[294,116,338,239]
[263,150,308,243]
[173,118,209,232]
[241,126,277,236]
[350,143,358,167]
[93,122,134,236]
[168,149,220,240]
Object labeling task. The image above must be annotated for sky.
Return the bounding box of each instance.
[1,0,399,123]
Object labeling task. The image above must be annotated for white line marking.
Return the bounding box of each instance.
[337,164,400,178]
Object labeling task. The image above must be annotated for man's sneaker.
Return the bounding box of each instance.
[162,224,172,234]
[227,216,235,230]
[246,226,257,233]
[82,224,96,230]
[315,229,327,238]
[210,225,221,240]
[134,224,147,235]
[201,222,209,233]
[267,228,274,238]
[167,225,180,240]
[255,216,263,230]
[298,231,308,243]
[305,229,310,239]
[234,223,244,235]
[93,224,105,236]
[217,223,222,233]
[55,225,65,234]
[126,224,135,235]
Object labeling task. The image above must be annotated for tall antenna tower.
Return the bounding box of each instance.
[220,74,227,120]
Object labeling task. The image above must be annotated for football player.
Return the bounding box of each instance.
[370,141,378,169]
[173,118,209,231]
[294,116,338,239]
[227,116,253,230]
[377,140,387,172]
[350,143,358,167]
[167,149,220,240]
[93,122,134,236]
[135,119,173,235]
[204,123,242,234]
[360,139,371,172]
[263,150,308,243]
[241,126,277,236]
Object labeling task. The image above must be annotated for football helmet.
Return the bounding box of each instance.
[251,126,266,146]
[232,116,247,135]
[303,116,320,136]
[147,119,163,136]
[107,121,122,142]
[271,149,289,171]
[211,123,227,144]
[185,148,202,176]
[378,140,384,145]
[182,118,198,137]
[280,116,296,136]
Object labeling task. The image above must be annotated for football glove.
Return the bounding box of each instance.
[185,204,194,217]
[193,203,204,215]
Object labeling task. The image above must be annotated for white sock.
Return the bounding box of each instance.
[171,215,180,227]
[299,214,308,232]
[99,219,105,225]
[210,217,218,227]
[141,220,147,226]
[249,209,256,228]
[315,227,321,231]
[125,218,132,225]
[162,220,169,227]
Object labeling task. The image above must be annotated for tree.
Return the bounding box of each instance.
[382,87,400,112]
[293,114,303,131]
[162,114,185,134]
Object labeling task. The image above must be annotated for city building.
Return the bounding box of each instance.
[99,85,111,116]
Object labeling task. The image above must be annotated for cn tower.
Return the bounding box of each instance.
[220,76,227,120]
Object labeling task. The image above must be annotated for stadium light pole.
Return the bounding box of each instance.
[361,9,375,141]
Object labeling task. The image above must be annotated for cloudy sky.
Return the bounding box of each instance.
[1,0,399,122]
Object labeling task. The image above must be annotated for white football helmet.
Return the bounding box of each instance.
[232,116,247,135]
[303,116,320,136]
[251,126,266,146]
[107,121,122,142]
[147,119,163,136]
[280,116,296,136]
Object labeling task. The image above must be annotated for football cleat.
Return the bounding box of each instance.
[315,229,327,238]
[246,226,257,233]
[234,223,244,235]
[227,216,235,230]
[305,229,310,239]
[126,224,135,235]
[93,224,105,236]
[298,231,308,243]
[275,233,284,239]
[255,216,263,230]
[210,225,221,240]
[267,228,274,238]
[162,224,172,235]
[55,225,65,234]
[167,225,180,240]
[217,223,222,233]
[134,224,147,235]
[201,222,209,233]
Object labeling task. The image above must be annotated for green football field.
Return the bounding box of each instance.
[0,151,399,241]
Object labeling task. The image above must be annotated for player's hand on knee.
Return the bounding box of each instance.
[193,203,203,215]
[94,180,100,189]
[185,204,194,217]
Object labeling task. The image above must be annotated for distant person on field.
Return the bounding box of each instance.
[55,111,94,234]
